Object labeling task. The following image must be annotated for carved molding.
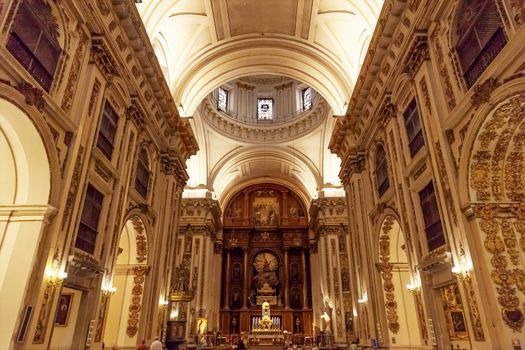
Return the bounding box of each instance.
[62,30,88,113]
[470,78,499,108]
[378,97,397,126]
[90,38,117,79]
[126,99,146,126]
[403,33,429,77]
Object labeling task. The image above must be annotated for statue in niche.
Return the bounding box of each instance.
[232,262,242,280]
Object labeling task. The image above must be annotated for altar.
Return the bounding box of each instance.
[249,330,284,346]
[248,301,286,346]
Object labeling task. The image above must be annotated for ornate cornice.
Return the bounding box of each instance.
[180,198,223,230]
[201,95,329,143]
[90,37,117,79]
[378,96,397,126]
[160,151,189,189]
[403,32,429,77]
[126,99,146,126]
[309,197,348,232]
[339,151,366,185]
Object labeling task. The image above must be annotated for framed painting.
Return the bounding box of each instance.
[55,293,73,326]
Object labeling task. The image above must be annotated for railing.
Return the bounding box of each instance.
[208,93,319,126]
[464,27,506,88]
[6,32,54,91]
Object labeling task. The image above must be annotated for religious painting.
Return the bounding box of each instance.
[253,196,279,226]
[55,293,73,326]
[440,283,469,339]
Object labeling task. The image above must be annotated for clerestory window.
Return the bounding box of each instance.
[257,98,273,120]
[6,0,62,91]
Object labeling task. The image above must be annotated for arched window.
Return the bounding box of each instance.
[453,0,506,88]
[375,145,389,197]
[135,149,150,199]
[6,0,62,91]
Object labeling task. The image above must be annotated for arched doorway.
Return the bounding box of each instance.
[0,98,52,347]
[377,216,422,347]
[103,215,149,348]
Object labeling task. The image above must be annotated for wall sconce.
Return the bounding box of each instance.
[357,292,368,304]
[406,282,421,295]
[407,273,421,295]
[160,300,169,307]
[101,277,117,297]
[452,254,472,281]
[45,257,67,287]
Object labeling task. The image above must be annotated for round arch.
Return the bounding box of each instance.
[173,37,353,117]
[0,97,55,349]
[457,86,525,335]
[374,214,422,347]
[457,78,525,206]
[209,146,321,206]
[103,215,149,348]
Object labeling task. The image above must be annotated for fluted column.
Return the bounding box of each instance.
[223,249,231,309]
[242,248,249,309]
[284,249,290,309]
[302,249,309,309]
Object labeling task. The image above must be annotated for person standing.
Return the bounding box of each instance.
[150,336,163,350]
[349,338,359,350]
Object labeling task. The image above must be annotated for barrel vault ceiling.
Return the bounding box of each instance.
[136,0,382,205]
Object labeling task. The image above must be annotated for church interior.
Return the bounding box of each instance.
[1,0,525,349]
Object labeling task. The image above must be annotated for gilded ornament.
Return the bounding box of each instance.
[378,216,401,334]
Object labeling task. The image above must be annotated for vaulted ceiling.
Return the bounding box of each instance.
[136,0,382,205]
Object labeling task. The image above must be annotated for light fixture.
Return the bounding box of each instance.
[46,256,67,287]
[406,272,421,295]
[406,282,421,295]
[101,276,117,297]
[452,252,472,281]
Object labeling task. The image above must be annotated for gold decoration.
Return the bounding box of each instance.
[471,78,499,108]
[130,216,148,264]
[403,33,429,77]
[431,25,456,110]
[90,38,117,79]
[378,216,400,333]
[440,284,469,339]
[126,266,148,337]
[88,79,102,117]
[61,30,88,112]
[15,81,46,111]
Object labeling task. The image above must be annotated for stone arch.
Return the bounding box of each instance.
[103,214,150,348]
[376,214,422,347]
[0,97,56,349]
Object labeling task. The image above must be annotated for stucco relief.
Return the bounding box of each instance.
[510,0,525,25]
[378,216,400,334]
[469,93,525,331]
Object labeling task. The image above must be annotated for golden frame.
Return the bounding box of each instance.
[55,293,73,326]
